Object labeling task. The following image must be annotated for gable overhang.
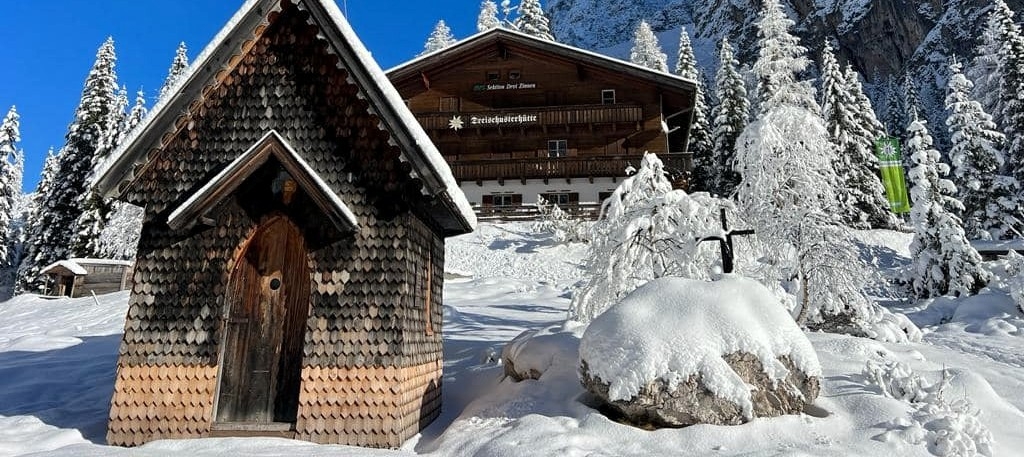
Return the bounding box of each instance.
[167,130,359,233]
[40,260,88,277]
[95,0,476,237]
[386,28,698,99]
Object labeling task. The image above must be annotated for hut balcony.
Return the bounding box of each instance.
[414,103,646,131]
[449,152,692,183]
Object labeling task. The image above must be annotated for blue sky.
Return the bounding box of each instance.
[1,1,483,192]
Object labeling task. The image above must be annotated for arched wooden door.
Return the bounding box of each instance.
[217,216,311,424]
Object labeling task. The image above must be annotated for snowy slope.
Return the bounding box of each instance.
[0,223,1022,456]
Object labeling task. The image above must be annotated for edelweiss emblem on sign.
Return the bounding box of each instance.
[449,115,464,131]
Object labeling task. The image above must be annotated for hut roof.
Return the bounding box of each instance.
[94,0,476,236]
[40,260,88,276]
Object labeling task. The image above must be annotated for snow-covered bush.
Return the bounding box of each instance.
[869,359,995,456]
[501,322,584,381]
[569,153,736,323]
[533,197,588,244]
[999,250,1024,314]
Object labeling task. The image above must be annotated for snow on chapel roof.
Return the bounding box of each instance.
[94,0,476,234]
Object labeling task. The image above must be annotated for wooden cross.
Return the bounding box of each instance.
[697,209,755,274]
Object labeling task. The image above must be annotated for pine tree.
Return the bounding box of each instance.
[0,107,21,266]
[125,88,148,135]
[478,0,502,32]
[710,37,748,197]
[513,0,555,41]
[629,20,667,72]
[945,57,1019,240]
[675,26,713,191]
[989,0,1024,191]
[31,38,120,283]
[882,74,907,140]
[820,44,898,229]
[16,150,59,293]
[159,42,189,102]
[969,13,1004,129]
[906,114,990,298]
[421,20,457,56]
[752,0,816,114]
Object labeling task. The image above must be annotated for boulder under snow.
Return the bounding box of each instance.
[578,275,822,428]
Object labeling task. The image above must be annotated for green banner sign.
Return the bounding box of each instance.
[875,137,911,214]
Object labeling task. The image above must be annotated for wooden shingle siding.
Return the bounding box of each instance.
[107,2,457,448]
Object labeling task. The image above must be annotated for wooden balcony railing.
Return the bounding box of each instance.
[415,104,645,130]
[449,153,692,182]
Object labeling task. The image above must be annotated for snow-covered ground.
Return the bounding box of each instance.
[1,222,1022,456]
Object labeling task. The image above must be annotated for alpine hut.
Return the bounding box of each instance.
[95,0,475,448]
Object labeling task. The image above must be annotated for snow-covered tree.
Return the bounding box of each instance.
[969,13,1004,130]
[16,150,59,293]
[710,38,748,197]
[569,153,735,323]
[98,202,144,260]
[906,114,990,298]
[26,37,121,288]
[159,42,189,102]
[737,0,915,340]
[421,20,457,56]
[125,88,148,135]
[988,0,1024,190]
[675,27,713,192]
[0,107,22,265]
[945,57,1019,240]
[882,74,907,140]
[513,0,555,41]
[629,20,667,72]
[752,0,816,114]
[819,44,897,229]
[478,0,502,32]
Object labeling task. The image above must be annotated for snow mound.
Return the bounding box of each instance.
[501,322,584,381]
[579,275,821,417]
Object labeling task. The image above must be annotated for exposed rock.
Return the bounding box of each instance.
[580,353,820,428]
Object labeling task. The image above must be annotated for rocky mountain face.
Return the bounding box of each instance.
[547,0,1023,130]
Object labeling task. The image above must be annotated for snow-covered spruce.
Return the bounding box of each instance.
[569,153,734,323]
[945,57,1019,241]
[629,20,667,72]
[158,42,189,102]
[421,20,457,56]
[0,107,23,266]
[710,37,747,197]
[512,0,554,41]
[905,114,990,298]
[675,26,713,193]
[578,276,821,427]
[988,0,1024,190]
[477,0,501,32]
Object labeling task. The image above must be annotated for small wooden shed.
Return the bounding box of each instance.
[40,258,133,298]
[94,0,475,448]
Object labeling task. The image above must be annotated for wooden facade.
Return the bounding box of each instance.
[387,29,697,209]
[95,0,474,449]
[39,258,133,298]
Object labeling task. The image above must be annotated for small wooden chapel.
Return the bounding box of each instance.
[95,0,475,448]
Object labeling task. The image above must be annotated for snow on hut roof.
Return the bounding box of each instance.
[93,0,475,235]
[386,27,698,91]
[40,260,88,276]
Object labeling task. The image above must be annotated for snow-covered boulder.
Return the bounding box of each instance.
[502,322,584,381]
[578,275,822,428]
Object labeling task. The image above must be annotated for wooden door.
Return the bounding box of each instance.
[217,217,311,424]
